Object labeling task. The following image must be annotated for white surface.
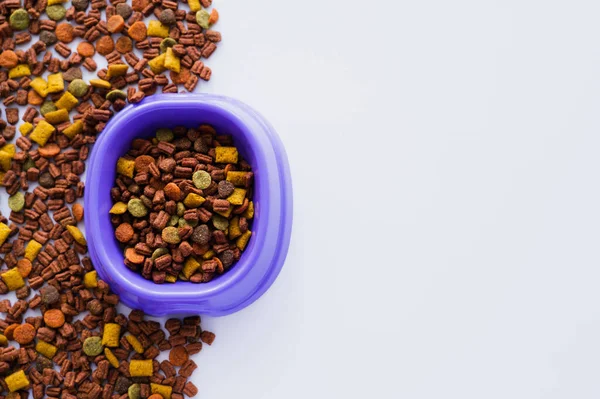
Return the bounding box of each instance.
[4,0,600,397]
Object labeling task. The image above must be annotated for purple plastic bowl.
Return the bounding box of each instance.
[84,94,292,316]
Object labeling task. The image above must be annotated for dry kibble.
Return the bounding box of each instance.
[77,42,96,57]
[55,23,74,43]
[43,309,66,328]
[14,323,36,344]
[107,15,125,33]
[83,336,103,356]
[96,36,115,55]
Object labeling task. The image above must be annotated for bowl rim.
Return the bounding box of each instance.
[84,94,292,314]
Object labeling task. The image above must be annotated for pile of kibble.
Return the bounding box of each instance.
[111,125,254,283]
[0,0,222,397]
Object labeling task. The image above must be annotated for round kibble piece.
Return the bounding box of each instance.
[96,36,115,56]
[192,170,211,189]
[9,9,30,30]
[212,214,229,231]
[39,30,58,45]
[115,223,134,243]
[77,42,95,57]
[46,5,66,21]
[83,336,103,356]
[148,395,163,399]
[128,21,147,42]
[8,192,24,212]
[164,182,181,201]
[14,323,36,344]
[72,0,89,11]
[127,199,147,217]
[4,324,18,341]
[68,79,89,98]
[16,259,32,278]
[40,285,60,305]
[115,377,132,395]
[44,309,65,328]
[191,224,210,245]
[220,250,235,268]
[40,101,57,116]
[193,139,208,154]
[107,15,125,33]
[0,50,18,69]
[116,3,132,19]
[169,345,189,367]
[36,355,53,373]
[125,248,145,264]
[56,23,74,43]
[134,155,155,172]
[39,143,61,158]
[160,38,177,54]
[128,384,141,399]
[156,128,174,142]
[218,180,235,198]
[38,172,55,189]
[162,227,180,244]
[159,9,176,25]
[116,36,133,54]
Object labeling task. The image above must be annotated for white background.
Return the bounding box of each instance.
[4,0,600,398]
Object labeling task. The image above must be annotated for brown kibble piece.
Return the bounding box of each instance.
[115,223,134,243]
[96,36,115,56]
[77,42,95,57]
[56,23,75,43]
[132,0,149,12]
[200,331,215,345]
[14,323,36,344]
[170,68,191,85]
[44,309,66,328]
[116,36,133,54]
[169,345,189,367]
[134,155,155,172]
[128,21,147,42]
[16,259,32,278]
[107,15,125,33]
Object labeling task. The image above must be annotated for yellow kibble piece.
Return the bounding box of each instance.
[242,201,254,219]
[227,188,247,206]
[55,91,78,111]
[1,144,15,156]
[62,120,83,139]
[36,341,58,359]
[125,335,144,354]
[5,370,29,392]
[147,20,170,38]
[236,230,252,251]
[165,274,177,283]
[2,268,25,291]
[104,348,119,368]
[89,79,111,89]
[0,335,7,346]
[19,122,33,136]
[151,383,172,399]
[188,0,201,11]
[83,271,97,288]
[47,0,67,4]
[0,223,10,246]
[116,157,135,178]
[66,225,87,246]
[202,250,215,260]
[182,256,201,279]
[226,171,248,187]
[46,73,64,93]
[8,64,30,79]
[102,323,120,347]
[215,147,238,164]
[183,193,205,208]
[30,77,48,97]
[148,53,166,74]
[106,64,128,79]
[0,151,12,171]
[25,240,42,262]
[30,120,56,146]
[228,217,242,240]
[130,359,153,377]
[44,108,70,125]
[109,202,128,214]
[214,205,233,218]
[164,48,180,73]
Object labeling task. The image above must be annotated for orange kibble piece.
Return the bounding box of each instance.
[170,68,190,85]
[148,395,163,399]
[128,21,147,42]
[107,15,125,33]
[72,203,84,222]
[16,259,32,278]
[96,36,115,56]
[4,324,18,340]
[125,247,145,264]
[115,223,134,243]
[209,8,219,25]
[169,345,189,367]
[56,23,74,43]
[38,143,61,158]
[28,90,43,105]
[77,42,95,57]
[164,182,181,201]
[14,323,36,345]
[44,309,65,328]
[116,36,133,54]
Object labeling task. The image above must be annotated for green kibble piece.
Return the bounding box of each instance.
[8,192,24,212]
[160,38,177,54]
[178,218,188,228]
[128,384,141,399]
[23,158,35,171]
[46,5,66,21]
[162,226,180,244]
[40,101,57,116]
[68,79,89,98]
[212,214,229,231]
[151,248,168,260]
[9,9,30,31]
[127,199,147,218]
[156,128,174,142]
[176,202,185,217]
[192,170,211,189]
[186,219,198,227]
[106,90,126,102]
[83,336,103,356]
[168,215,179,227]
[196,9,210,29]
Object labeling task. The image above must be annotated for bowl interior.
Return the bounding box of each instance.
[87,100,267,298]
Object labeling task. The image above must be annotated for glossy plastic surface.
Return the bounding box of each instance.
[85,94,292,316]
